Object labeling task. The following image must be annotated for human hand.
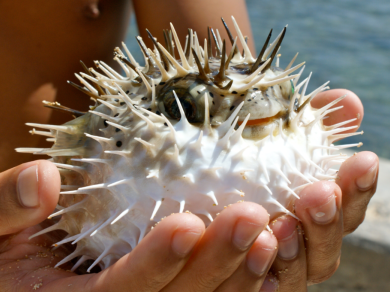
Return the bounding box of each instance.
[0,160,279,291]
[0,90,377,292]
[262,89,379,291]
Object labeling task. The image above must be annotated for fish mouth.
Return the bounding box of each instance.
[237,112,285,127]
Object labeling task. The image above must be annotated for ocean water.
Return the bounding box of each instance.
[125,0,390,158]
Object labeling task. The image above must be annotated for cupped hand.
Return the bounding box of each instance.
[264,89,379,291]
[0,160,277,292]
[0,90,378,292]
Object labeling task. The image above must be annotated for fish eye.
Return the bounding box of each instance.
[163,89,197,122]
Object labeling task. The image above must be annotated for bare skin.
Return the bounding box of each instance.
[0,92,379,291]
[0,1,379,291]
[0,0,252,171]
[132,0,253,50]
[0,0,132,169]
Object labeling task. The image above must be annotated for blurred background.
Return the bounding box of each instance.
[126,0,390,159]
[125,1,390,290]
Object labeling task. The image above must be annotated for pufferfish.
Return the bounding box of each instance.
[16,16,363,273]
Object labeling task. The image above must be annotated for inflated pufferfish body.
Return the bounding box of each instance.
[17,16,363,272]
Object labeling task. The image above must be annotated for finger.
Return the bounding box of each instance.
[270,216,307,292]
[0,160,60,235]
[44,213,205,292]
[215,230,278,292]
[259,274,279,292]
[162,202,269,291]
[337,151,379,235]
[295,181,343,285]
[311,89,364,133]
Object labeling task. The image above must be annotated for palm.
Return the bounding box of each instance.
[0,222,80,291]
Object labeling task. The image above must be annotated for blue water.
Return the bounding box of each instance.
[125,0,390,158]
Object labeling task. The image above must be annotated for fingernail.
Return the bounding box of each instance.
[171,230,202,257]
[260,274,279,291]
[356,164,378,190]
[308,195,337,224]
[233,220,263,250]
[246,232,277,276]
[277,229,298,260]
[17,165,39,208]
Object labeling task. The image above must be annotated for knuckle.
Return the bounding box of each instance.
[189,263,235,291]
[143,275,167,290]
[343,211,366,236]
[359,189,376,206]
[343,222,359,236]
[83,274,99,292]
[0,193,17,213]
[308,255,340,285]
[138,264,176,290]
[0,215,14,235]
[310,234,342,259]
[191,276,217,291]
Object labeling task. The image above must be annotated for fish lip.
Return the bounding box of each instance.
[238,112,285,127]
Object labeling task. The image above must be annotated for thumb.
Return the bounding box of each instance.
[0,160,60,235]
